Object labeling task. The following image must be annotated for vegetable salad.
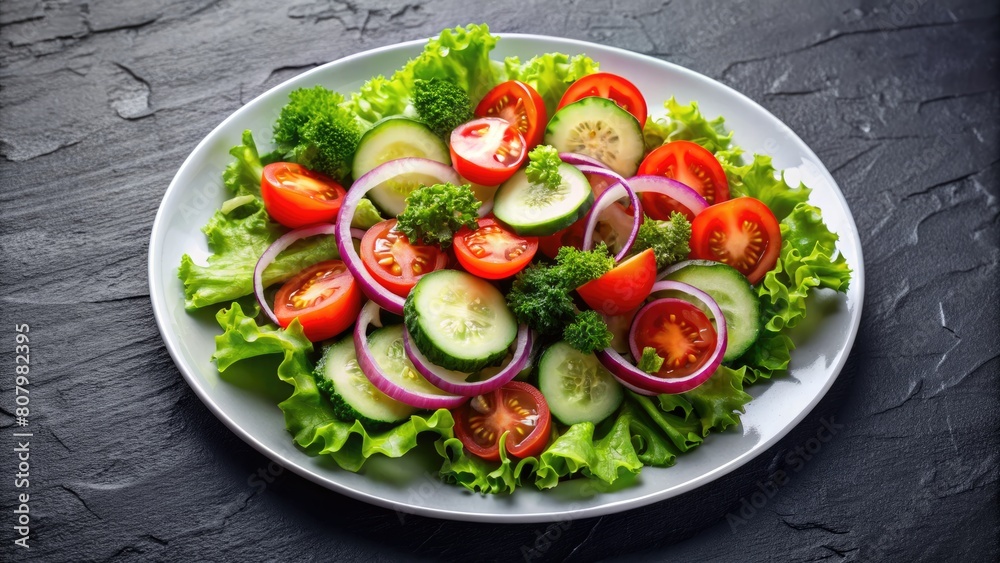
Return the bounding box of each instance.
[179,24,851,494]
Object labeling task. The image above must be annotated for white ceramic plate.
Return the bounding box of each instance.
[148,34,864,523]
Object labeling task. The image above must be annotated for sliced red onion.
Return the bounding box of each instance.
[353,301,467,409]
[578,171,642,263]
[627,175,709,218]
[253,223,337,326]
[336,158,460,315]
[350,227,367,240]
[477,196,494,218]
[403,325,533,396]
[559,152,609,169]
[595,280,727,394]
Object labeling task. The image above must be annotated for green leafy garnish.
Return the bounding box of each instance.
[637,347,665,374]
[412,77,473,138]
[273,86,361,181]
[395,182,480,247]
[563,310,613,353]
[632,211,692,270]
[503,52,600,114]
[525,144,564,190]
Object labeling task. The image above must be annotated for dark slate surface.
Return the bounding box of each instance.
[1,0,998,560]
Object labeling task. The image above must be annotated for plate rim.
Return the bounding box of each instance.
[148,32,865,523]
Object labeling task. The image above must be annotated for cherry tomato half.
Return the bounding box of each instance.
[450,117,527,186]
[631,298,718,379]
[689,197,781,285]
[538,218,587,259]
[475,80,547,149]
[360,219,449,297]
[453,217,538,279]
[639,140,730,219]
[274,260,362,342]
[576,248,657,316]
[452,381,552,461]
[261,162,347,228]
[557,72,648,126]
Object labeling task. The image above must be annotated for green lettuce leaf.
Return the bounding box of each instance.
[350,198,384,229]
[631,392,704,452]
[682,366,753,435]
[222,130,264,197]
[644,98,742,164]
[343,24,504,127]
[213,302,454,471]
[178,198,338,309]
[725,154,811,222]
[503,52,600,114]
[435,434,535,494]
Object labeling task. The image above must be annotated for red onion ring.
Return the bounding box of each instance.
[253,223,337,326]
[595,280,727,394]
[350,227,367,240]
[575,165,641,262]
[353,301,467,409]
[336,158,461,315]
[402,325,533,396]
[559,152,609,169]
[627,175,709,218]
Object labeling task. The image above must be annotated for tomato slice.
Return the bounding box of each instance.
[576,248,657,315]
[260,162,346,228]
[452,381,551,461]
[360,219,449,297]
[475,80,547,150]
[450,117,527,186]
[638,140,730,219]
[538,218,587,259]
[453,217,538,279]
[689,197,781,285]
[273,260,362,342]
[632,298,718,378]
[557,72,648,126]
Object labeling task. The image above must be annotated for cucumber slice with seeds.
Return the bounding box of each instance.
[404,270,518,372]
[544,97,644,178]
[492,164,594,236]
[352,117,451,215]
[538,341,623,425]
[314,336,415,424]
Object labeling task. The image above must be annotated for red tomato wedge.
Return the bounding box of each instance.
[360,219,449,297]
[689,197,781,285]
[260,162,346,228]
[638,141,730,220]
[557,72,648,126]
[450,117,527,186]
[538,218,587,259]
[273,260,362,342]
[452,381,551,461]
[453,217,538,279]
[631,298,719,378]
[576,248,657,315]
[475,80,547,149]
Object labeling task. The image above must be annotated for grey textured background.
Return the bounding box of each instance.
[1,0,998,561]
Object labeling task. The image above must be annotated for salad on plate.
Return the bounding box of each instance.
[179,24,852,494]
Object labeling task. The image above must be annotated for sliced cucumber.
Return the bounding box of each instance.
[404,270,518,372]
[351,117,451,215]
[662,260,761,362]
[492,164,594,236]
[544,97,645,178]
[538,341,623,425]
[314,336,415,424]
[366,325,457,397]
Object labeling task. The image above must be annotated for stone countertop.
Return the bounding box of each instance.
[1,0,997,560]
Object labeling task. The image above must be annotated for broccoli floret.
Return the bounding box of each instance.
[395,183,480,247]
[312,358,390,430]
[273,86,361,182]
[506,245,614,336]
[525,144,563,190]
[506,265,577,336]
[412,78,472,138]
[563,310,613,353]
[633,212,692,270]
[555,243,614,288]
[636,347,665,374]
